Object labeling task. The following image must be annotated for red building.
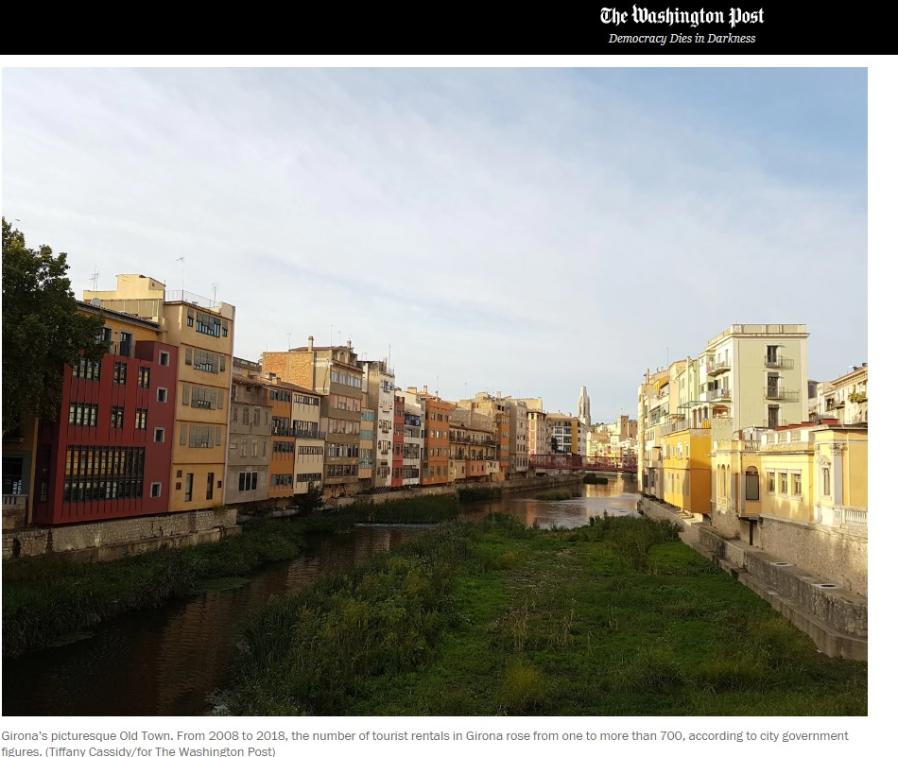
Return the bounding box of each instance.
[391,394,405,488]
[31,308,178,525]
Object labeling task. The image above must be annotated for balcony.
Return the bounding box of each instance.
[294,428,327,440]
[701,388,732,403]
[765,356,795,369]
[706,357,730,375]
[765,387,799,402]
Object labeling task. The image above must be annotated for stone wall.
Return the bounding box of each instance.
[757,516,867,596]
[3,508,239,563]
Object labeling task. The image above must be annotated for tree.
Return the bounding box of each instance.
[2,218,106,435]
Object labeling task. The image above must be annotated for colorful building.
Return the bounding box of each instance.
[659,426,712,514]
[265,382,298,500]
[360,359,395,490]
[391,394,405,488]
[84,275,236,512]
[26,303,178,525]
[818,364,868,425]
[397,390,424,486]
[226,364,271,506]
[261,337,363,498]
[407,387,452,487]
[289,385,324,495]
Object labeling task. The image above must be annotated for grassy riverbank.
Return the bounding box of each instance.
[223,515,867,716]
[1,494,460,658]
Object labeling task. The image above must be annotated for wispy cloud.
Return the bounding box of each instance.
[2,67,866,417]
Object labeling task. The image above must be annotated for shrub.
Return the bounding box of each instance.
[499,660,547,714]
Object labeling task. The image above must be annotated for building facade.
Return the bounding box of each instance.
[226,369,271,506]
[360,360,396,491]
[261,338,363,498]
[27,304,178,525]
[84,274,236,512]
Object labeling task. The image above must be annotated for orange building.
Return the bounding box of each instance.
[410,387,452,486]
[266,382,296,499]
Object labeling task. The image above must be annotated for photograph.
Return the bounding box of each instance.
[1,66,867,718]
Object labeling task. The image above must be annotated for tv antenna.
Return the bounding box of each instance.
[88,269,100,290]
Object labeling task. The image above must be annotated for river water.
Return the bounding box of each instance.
[2,478,637,715]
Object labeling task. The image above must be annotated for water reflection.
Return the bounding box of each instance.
[2,477,637,716]
[463,477,639,529]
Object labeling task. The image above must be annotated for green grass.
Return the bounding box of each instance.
[223,514,867,716]
[2,493,462,658]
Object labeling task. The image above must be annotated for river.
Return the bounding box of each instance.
[2,478,637,715]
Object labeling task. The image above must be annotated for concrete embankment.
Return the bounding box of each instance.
[3,474,583,562]
[637,496,867,661]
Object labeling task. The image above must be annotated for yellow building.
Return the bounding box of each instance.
[660,426,711,514]
[84,275,235,511]
[710,422,867,544]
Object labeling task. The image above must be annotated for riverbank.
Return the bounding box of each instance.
[222,515,867,716]
[1,494,460,658]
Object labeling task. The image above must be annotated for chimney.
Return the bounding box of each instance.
[307,336,314,351]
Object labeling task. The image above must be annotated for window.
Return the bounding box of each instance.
[186,310,194,327]
[160,351,170,366]
[823,467,831,497]
[119,332,133,358]
[154,427,165,443]
[206,472,214,499]
[196,311,222,337]
[150,482,162,498]
[113,361,128,384]
[68,403,99,427]
[188,424,222,448]
[792,473,802,496]
[110,406,125,429]
[185,473,193,502]
[138,367,150,388]
[157,387,168,403]
[238,471,259,491]
[73,357,101,381]
[745,467,760,501]
[135,409,148,429]
[779,472,787,494]
[767,472,775,493]
[188,386,222,410]
[62,445,144,503]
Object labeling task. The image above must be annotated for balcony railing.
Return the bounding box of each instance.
[765,388,799,401]
[702,388,732,402]
[837,506,867,529]
[706,357,730,375]
[294,428,327,440]
[765,356,795,369]
[273,426,326,439]
[2,494,28,509]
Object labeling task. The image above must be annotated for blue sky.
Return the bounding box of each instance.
[2,68,867,419]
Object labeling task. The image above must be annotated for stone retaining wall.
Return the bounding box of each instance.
[757,516,867,596]
[3,508,239,563]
